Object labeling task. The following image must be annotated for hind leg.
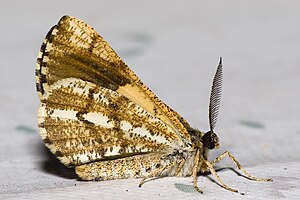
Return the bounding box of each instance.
[139,157,186,187]
[138,162,174,187]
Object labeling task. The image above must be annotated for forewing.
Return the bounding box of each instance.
[38,78,185,166]
[35,16,191,144]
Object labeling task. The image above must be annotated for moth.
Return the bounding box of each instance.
[35,16,272,193]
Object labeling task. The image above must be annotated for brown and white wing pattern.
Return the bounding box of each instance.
[35,16,191,149]
[38,78,185,166]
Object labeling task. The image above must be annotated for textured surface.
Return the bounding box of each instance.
[1,1,300,199]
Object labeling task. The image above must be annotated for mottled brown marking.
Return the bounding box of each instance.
[36,83,44,94]
[45,25,57,43]
[55,150,63,157]
[43,136,52,144]
[35,69,47,84]
[38,122,45,128]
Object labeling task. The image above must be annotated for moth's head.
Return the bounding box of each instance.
[202,131,219,150]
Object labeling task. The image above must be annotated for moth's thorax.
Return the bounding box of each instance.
[187,127,211,162]
[188,128,204,147]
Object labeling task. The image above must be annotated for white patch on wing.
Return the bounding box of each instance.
[45,42,54,52]
[52,28,58,35]
[50,109,78,120]
[73,152,99,164]
[42,56,49,62]
[74,154,89,163]
[82,112,114,128]
[41,64,48,74]
[38,105,47,139]
[37,51,43,59]
[49,109,114,129]
[120,120,132,131]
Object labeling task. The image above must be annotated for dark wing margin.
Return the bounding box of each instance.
[209,58,223,131]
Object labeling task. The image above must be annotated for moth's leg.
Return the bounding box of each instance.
[204,160,238,193]
[212,151,272,182]
[175,159,186,176]
[192,149,203,193]
[138,161,178,187]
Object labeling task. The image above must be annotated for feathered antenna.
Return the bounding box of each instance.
[209,57,223,132]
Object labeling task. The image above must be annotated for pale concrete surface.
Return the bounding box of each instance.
[0,1,300,199]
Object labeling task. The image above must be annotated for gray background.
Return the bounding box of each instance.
[0,1,299,199]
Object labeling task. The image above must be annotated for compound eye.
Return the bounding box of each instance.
[202,131,219,150]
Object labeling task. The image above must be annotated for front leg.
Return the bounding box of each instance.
[212,151,272,182]
[204,160,238,192]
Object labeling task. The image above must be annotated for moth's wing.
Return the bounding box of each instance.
[35,15,191,144]
[38,78,185,166]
